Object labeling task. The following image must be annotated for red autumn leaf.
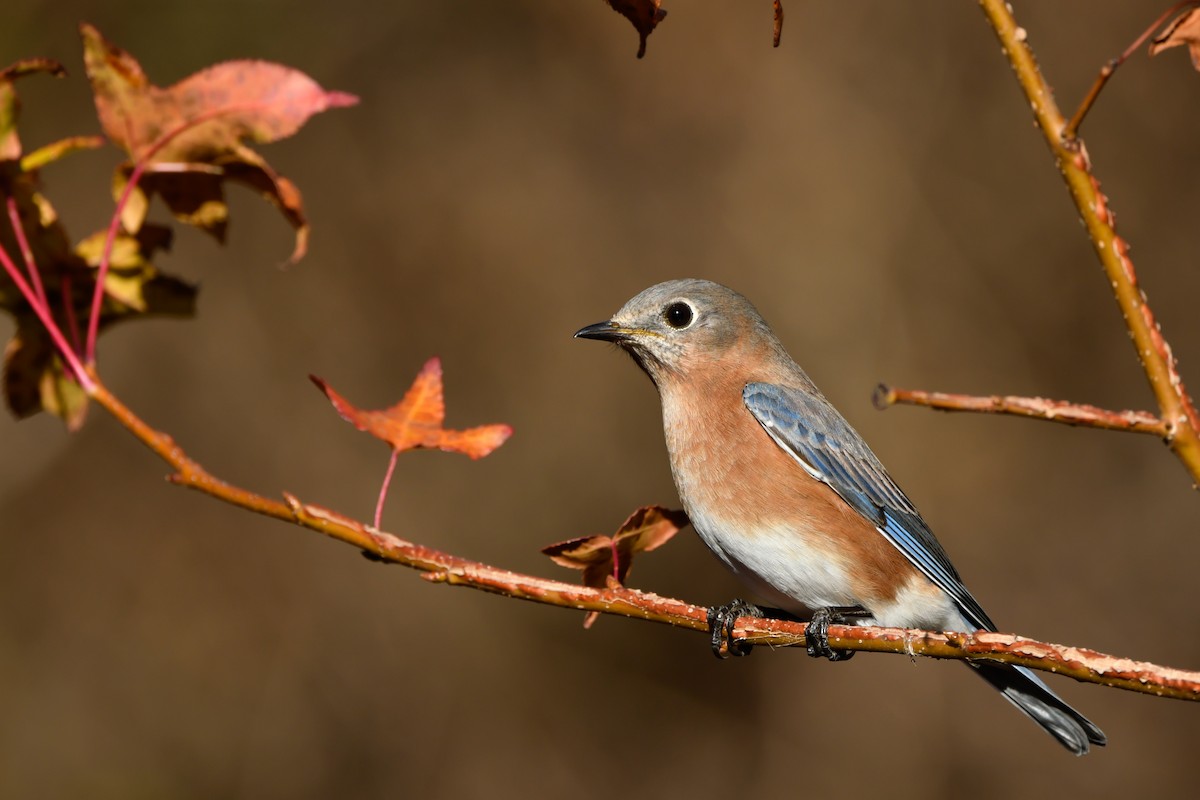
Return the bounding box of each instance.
[1150,9,1200,70]
[80,22,357,263]
[605,0,668,59]
[543,505,689,628]
[310,357,512,460]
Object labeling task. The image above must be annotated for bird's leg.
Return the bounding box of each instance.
[805,606,869,662]
[707,599,766,659]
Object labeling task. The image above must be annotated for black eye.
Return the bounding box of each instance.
[663,301,694,329]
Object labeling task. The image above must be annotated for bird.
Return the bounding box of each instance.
[574,278,1105,755]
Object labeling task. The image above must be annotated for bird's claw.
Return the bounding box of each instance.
[707,598,764,659]
[805,606,863,662]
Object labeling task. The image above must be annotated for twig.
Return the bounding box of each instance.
[82,370,1200,701]
[86,105,261,364]
[1063,1,1200,140]
[973,0,1200,486]
[874,384,1167,437]
[0,234,93,390]
[5,195,47,308]
[375,450,399,529]
[88,157,151,364]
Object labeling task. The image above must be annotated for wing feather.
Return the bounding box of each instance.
[743,382,995,631]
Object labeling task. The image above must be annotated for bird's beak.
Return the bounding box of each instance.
[574,320,631,343]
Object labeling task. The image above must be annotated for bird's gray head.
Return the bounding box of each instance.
[574,279,783,384]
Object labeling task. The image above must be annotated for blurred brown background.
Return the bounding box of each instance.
[2,1,1199,797]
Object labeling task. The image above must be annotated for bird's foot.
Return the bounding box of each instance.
[707,599,764,659]
[805,606,869,662]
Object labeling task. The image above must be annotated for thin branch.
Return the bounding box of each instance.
[977,0,1200,486]
[874,384,1167,437]
[1063,1,1200,140]
[375,449,399,529]
[6,195,47,308]
[83,371,1200,702]
[87,157,149,364]
[0,233,93,390]
[86,105,262,364]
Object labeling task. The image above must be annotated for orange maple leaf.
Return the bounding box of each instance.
[311,357,512,459]
[311,358,512,527]
[543,505,689,628]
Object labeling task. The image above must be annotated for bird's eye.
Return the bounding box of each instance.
[663,301,694,329]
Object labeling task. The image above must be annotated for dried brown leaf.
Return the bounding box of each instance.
[543,505,689,627]
[1150,8,1200,70]
[605,0,667,59]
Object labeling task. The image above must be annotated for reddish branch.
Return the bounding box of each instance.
[0,215,93,391]
[75,372,1199,702]
[875,385,1168,437]
[5,196,46,307]
[86,106,266,364]
[375,450,401,529]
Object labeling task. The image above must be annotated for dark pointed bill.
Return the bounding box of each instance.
[574,321,627,342]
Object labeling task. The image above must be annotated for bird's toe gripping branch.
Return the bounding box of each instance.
[707,598,765,658]
[805,606,870,662]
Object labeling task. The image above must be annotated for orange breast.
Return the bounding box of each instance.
[659,366,922,610]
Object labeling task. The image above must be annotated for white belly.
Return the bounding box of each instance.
[686,504,859,616]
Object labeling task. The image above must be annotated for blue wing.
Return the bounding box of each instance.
[743,381,995,631]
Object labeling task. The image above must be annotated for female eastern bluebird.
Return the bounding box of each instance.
[575,278,1104,755]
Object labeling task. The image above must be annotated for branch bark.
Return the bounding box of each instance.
[940,0,1200,486]
[875,384,1168,437]
[85,371,1200,702]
